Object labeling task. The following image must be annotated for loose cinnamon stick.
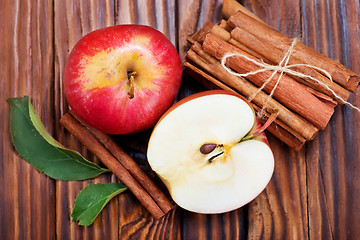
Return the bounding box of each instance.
[230,26,350,103]
[60,113,171,219]
[184,61,306,151]
[228,10,360,92]
[202,33,334,129]
[186,42,319,141]
[68,111,175,214]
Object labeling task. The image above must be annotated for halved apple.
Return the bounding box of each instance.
[147,90,274,214]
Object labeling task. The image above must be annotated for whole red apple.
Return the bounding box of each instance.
[64,25,182,134]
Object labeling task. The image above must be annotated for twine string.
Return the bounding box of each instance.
[220,38,360,116]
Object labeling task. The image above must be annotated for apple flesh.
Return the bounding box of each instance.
[64,25,182,135]
[147,90,274,214]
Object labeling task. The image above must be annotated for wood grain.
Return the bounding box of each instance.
[1,0,55,239]
[1,0,360,239]
[302,0,360,239]
[53,1,117,239]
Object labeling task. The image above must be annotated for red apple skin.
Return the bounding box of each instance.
[64,25,182,135]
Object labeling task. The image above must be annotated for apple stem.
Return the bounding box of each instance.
[256,109,279,136]
[242,109,279,141]
[128,71,136,99]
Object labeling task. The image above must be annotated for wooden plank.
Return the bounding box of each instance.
[302,1,337,238]
[178,0,224,61]
[0,0,56,239]
[53,1,118,239]
[247,141,308,239]
[116,0,177,45]
[302,0,360,239]
[181,209,246,239]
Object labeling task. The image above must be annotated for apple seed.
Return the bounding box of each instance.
[207,151,224,163]
[200,143,217,154]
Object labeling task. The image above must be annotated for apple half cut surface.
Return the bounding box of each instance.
[147,90,275,214]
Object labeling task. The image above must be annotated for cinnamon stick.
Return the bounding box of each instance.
[60,113,173,219]
[202,33,335,129]
[198,22,264,60]
[186,42,319,141]
[219,19,233,32]
[184,61,235,92]
[221,0,264,23]
[68,110,175,214]
[228,10,360,92]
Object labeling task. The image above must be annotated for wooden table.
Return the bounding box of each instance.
[1,0,360,239]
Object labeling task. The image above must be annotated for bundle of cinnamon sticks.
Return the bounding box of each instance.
[184,1,360,151]
[60,111,175,219]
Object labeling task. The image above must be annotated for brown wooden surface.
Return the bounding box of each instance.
[1,0,359,239]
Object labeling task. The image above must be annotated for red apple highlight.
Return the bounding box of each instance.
[64,25,182,134]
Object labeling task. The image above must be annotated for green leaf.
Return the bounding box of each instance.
[7,96,110,180]
[71,183,127,226]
